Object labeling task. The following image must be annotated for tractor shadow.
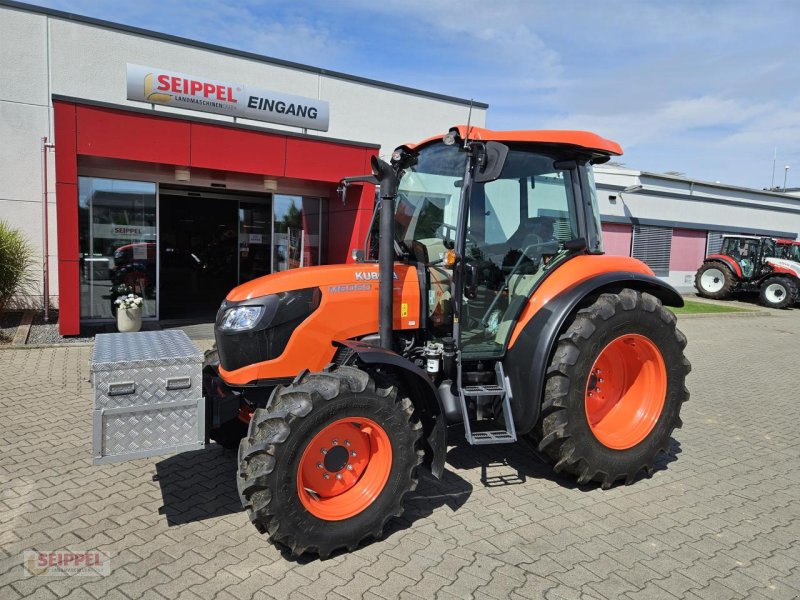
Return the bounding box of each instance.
[445,431,682,492]
[153,442,475,538]
[153,445,241,526]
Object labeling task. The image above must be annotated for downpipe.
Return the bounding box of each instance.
[41,137,55,322]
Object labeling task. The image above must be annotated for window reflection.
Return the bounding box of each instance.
[78,177,157,319]
[273,195,325,272]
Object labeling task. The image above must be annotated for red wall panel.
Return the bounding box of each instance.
[57,260,80,335]
[601,222,633,256]
[190,123,286,176]
[670,228,707,271]
[53,101,77,184]
[55,182,78,261]
[76,106,191,165]
[285,139,369,182]
[327,184,375,264]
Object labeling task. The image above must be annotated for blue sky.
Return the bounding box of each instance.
[32,0,800,190]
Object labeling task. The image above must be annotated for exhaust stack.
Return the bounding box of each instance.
[371,156,399,350]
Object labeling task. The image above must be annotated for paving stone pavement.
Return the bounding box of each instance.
[1,311,799,600]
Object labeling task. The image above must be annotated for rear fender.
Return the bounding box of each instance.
[706,255,742,279]
[332,339,446,479]
[504,272,683,435]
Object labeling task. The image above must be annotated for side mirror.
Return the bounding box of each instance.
[474,141,509,183]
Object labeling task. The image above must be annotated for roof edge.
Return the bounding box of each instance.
[3,0,489,109]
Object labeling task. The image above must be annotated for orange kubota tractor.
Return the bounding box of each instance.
[203,126,690,557]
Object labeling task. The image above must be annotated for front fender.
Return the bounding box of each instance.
[504,272,683,435]
[332,339,446,479]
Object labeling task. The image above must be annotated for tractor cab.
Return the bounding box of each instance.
[360,127,611,361]
[777,239,800,262]
[719,235,768,279]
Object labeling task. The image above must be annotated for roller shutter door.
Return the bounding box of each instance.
[632,225,672,276]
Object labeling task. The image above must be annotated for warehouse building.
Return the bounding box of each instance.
[1,1,798,336]
[594,167,800,291]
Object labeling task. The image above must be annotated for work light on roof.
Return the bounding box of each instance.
[442,131,458,146]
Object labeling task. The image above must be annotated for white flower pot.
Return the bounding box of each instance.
[117,306,142,333]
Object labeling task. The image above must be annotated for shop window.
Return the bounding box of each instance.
[273,195,326,271]
[78,177,157,319]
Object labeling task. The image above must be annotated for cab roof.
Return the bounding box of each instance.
[403,125,623,156]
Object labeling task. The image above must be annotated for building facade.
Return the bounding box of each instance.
[2,1,799,336]
[595,167,800,291]
[0,0,487,334]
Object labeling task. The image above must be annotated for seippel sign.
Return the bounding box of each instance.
[126,64,330,131]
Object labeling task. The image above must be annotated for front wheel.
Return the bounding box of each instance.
[759,276,797,309]
[237,366,423,558]
[536,289,690,489]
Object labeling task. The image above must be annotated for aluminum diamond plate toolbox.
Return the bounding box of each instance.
[91,330,205,465]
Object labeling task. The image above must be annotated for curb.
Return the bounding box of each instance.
[0,341,95,350]
[676,310,770,319]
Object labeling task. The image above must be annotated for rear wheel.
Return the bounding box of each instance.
[759,276,797,309]
[237,366,423,558]
[695,262,733,299]
[536,289,690,489]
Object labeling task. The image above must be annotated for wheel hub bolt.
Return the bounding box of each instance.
[346,464,354,471]
[323,473,330,479]
[336,473,343,480]
[351,451,357,457]
[332,439,338,446]
[320,448,327,455]
[344,440,351,447]
[316,462,323,469]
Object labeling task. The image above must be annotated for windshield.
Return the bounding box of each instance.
[395,143,468,252]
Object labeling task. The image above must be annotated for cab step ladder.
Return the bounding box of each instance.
[457,361,517,445]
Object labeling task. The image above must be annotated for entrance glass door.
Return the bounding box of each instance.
[159,194,239,319]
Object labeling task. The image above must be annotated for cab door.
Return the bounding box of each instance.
[457,151,581,359]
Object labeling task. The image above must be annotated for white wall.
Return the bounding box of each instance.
[0,3,486,308]
[594,166,800,240]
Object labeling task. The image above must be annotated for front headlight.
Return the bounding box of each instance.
[219,306,263,331]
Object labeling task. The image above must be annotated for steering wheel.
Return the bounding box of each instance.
[479,239,557,326]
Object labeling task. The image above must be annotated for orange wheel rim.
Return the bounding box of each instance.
[585,334,667,450]
[296,417,392,521]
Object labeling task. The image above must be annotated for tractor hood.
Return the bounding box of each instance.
[216,263,421,384]
[226,263,408,302]
[766,257,800,278]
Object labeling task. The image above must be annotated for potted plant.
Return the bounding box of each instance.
[115,294,144,333]
[108,283,132,317]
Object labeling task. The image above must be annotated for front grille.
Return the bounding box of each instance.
[215,288,320,375]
